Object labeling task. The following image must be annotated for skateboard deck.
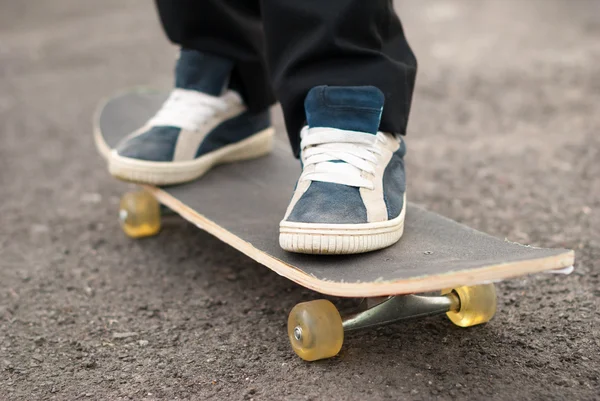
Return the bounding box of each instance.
[93,89,575,298]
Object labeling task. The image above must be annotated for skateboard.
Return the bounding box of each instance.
[93,89,575,361]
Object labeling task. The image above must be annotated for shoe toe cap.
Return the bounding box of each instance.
[116,126,180,162]
[286,181,368,224]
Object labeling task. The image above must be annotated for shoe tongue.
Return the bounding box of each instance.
[175,49,233,96]
[304,86,384,134]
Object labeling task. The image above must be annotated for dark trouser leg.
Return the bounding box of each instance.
[260,0,417,156]
[154,0,276,113]
[154,0,416,156]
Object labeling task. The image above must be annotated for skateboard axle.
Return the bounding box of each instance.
[341,293,460,332]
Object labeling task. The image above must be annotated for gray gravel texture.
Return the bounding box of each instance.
[0,1,598,400]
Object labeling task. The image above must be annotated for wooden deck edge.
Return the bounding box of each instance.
[147,186,575,298]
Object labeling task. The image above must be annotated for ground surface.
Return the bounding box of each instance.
[0,1,598,400]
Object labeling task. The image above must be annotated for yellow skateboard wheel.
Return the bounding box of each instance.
[442,284,497,327]
[119,191,161,238]
[288,299,344,361]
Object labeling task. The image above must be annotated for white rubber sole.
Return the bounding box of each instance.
[108,127,274,185]
[279,201,406,255]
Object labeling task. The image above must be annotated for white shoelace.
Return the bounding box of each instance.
[299,126,391,190]
[148,88,241,132]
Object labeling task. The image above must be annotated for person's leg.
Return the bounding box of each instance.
[155,0,275,112]
[260,0,416,156]
[264,0,417,254]
[109,1,276,185]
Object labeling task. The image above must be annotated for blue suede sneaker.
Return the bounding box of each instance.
[279,86,406,254]
[109,49,274,185]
